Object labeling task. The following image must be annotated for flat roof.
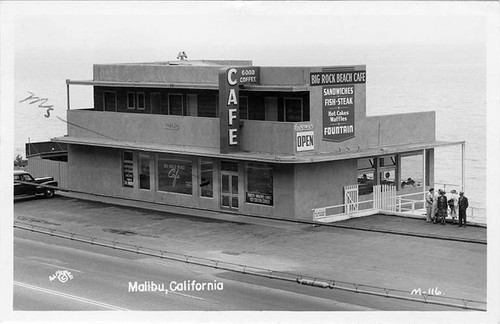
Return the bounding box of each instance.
[106,60,254,67]
[66,80,309,92]
[52,136,465,164]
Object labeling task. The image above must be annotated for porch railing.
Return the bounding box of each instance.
[313,191,486,225]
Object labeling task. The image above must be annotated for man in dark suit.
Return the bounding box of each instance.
[435,189,448,225]
[458,191,469,227]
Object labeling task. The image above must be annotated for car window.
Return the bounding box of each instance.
[21,174,33,181]
[14,175,21,181]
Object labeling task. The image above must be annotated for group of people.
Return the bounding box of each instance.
[425,188,469,226]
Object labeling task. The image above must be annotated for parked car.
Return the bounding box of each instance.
[14,170,58,199]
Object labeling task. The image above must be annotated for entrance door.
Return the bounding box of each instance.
[221,172,238,209]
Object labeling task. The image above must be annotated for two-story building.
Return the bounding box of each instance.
[54,59,463,220]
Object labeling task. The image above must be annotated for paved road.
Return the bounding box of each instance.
[14,195,487,306]
[14,229,459,311]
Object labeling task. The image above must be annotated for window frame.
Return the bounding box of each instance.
[199,158,214,198]
[168,93,184,115]
[136,92,146,110]
[122,150,135,188]
[157,154,193,195]
[284,97,303,122]
[103,91,117,112]
[239,96,249,120]
[399,151,424,189]
[127,92,136,110]
[139,152,152,190]
[245,162,274,206]
[357,157,376,196]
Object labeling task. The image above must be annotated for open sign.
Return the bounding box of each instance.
[296,131,314,152]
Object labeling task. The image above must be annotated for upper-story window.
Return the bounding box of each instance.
[239,96,249,120]
[169,94,183,115]
[136,92,145,110]
[197,93,217,118]
[284,97,303,122]
[127,92,145,110]
[103,91,117,112]
[127,92,136,109]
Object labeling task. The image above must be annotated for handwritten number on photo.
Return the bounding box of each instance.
[20,91,54,118]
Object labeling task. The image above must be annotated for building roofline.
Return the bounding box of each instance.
[66,80,309,92]
[52,136,465,164]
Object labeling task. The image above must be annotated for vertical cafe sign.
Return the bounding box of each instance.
[310,70,366,142]
[219,67,260,154]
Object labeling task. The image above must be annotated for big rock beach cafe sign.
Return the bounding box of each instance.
[219,67,260,154]
[310,70,366,142]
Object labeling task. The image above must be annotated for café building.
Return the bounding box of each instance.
[54,59,463,220]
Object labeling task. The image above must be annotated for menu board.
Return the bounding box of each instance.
[123,160,134,187]
[246,192,273,206]
[322,85,355,142]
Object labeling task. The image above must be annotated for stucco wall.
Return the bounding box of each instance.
[68,110,220,149]
[68,145,122,195]
[68,145,295,218]
[69,145,208,208]
[237,163,295,218]
[95,65,222,84]
[293,159,357,220]
[308,85,435,153]
[240,120,296,154]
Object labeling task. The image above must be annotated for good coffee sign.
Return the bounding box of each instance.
[219,67,260,154]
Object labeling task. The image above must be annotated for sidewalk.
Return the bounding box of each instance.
[14,192,487,307]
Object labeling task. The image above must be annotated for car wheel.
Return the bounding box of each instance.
[44,188,54,198]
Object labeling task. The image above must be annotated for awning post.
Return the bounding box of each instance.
[423,149,426,195]
[461,143,465,192]
[66,80,70,110]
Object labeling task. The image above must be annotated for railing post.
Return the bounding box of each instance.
[66,80,71,110]
[462,142,465,192]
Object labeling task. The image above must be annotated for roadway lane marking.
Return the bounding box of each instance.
[168,291,206,301]
[14,281,130,311]
[37,262,83,273]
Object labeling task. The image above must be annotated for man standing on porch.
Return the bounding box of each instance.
[458,191,469,227]
[425,188,435,222]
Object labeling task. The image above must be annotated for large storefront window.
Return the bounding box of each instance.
[357,158,375,195]
[379,169,396,186]
[378,155,397,186]
[122,151,134,187]
[139,153,152,190]
[400,153,424,189]
[199,159,213,198]
[246,162,273,206]
[158,155,192,195]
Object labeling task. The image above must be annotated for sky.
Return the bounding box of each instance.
[10,1,490,64]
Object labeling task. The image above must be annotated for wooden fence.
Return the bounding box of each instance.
[27,158,68,188]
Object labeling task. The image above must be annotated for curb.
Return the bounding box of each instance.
[14,221,487,311]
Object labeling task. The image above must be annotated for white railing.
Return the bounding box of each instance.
[313,199,377,222]
[313,190,486,224]
[434,182,462,191]
[433,182,485,222]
